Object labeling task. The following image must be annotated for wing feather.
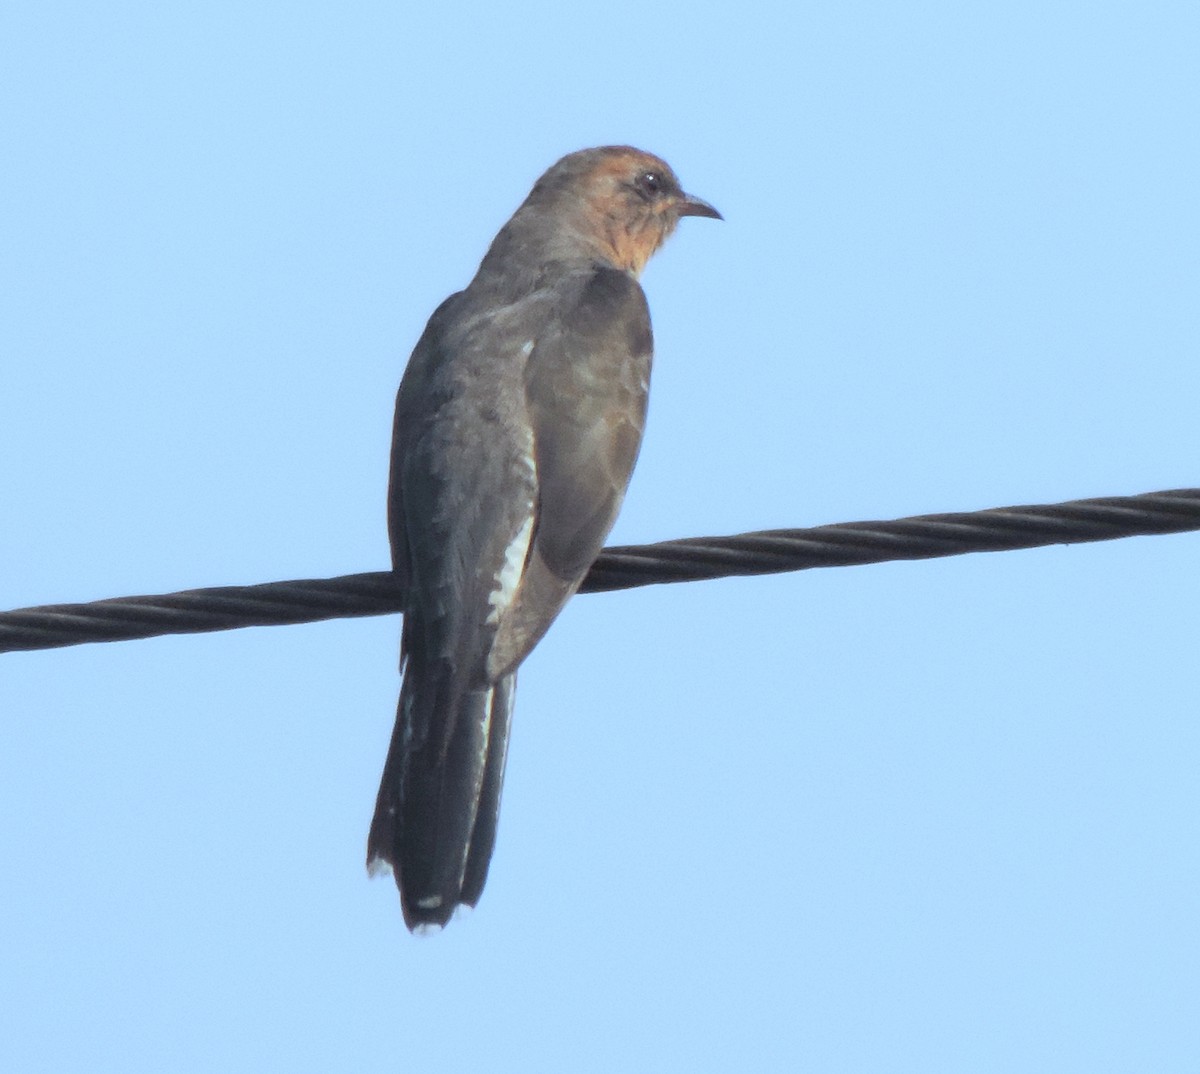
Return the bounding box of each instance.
[488,268,652,678]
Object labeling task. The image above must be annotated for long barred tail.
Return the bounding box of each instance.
[367,669,517,931]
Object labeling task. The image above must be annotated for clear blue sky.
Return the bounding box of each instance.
[3,2,1199,1071]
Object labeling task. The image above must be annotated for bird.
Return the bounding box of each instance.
[367,146,720,931]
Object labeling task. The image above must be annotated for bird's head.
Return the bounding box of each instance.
[525,146,721,276]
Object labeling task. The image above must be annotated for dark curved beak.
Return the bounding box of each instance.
[678,193,723,221]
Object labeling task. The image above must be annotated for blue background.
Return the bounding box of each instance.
[3,2,1199,1070]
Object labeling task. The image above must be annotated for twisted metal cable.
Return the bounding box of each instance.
[2,487,1196,655]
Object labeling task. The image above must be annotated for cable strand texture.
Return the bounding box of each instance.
[3,488,1196,654]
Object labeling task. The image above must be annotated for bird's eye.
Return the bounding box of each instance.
[635,171,664,197]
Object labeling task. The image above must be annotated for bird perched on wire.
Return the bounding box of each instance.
[367,146,720,930]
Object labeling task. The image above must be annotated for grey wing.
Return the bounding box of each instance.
[386,291,464,598]
[487,267,653,679]
[391,296,539,733]
[370,298,540,928]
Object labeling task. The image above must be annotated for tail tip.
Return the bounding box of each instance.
[366,853,394,880]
